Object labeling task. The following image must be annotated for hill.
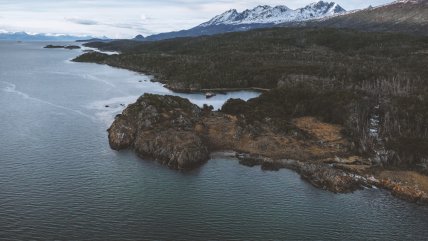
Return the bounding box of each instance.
[305,0,428,35]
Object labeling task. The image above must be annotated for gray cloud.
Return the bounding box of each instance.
[66,17,151,34]
[66,18,99,25]
[107,22,152,34]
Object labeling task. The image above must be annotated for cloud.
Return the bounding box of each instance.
[107,22,151,33]
[66,16,152,35]
[140,14,153,21]
[65,18,99,25]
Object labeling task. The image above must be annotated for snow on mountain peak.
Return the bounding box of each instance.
[395,0,426,3]
[201,9,239,26]
[199,1,346,27]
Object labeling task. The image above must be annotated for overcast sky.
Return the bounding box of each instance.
[0,0,394,38]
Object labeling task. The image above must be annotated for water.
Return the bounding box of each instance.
[0,42,427,240]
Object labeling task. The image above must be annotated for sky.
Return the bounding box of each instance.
[0,0,395,38]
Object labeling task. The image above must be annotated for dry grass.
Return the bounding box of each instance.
[293,117,347,144]
[379,170,428,193]
[201,114,350,161]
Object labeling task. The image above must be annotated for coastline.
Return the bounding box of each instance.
[166,86,270,94]
[72,51,270,94]
[70,47,428,205]
[219,151,428,204]
[107,93,428,205]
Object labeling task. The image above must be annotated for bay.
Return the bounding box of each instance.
[0,42,427,240]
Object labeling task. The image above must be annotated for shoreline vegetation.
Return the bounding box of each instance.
[71,27,428,204]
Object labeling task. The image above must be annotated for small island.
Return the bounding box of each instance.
[44,44,81,50]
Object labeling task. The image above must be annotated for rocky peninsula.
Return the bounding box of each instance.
[109,94,428,204]
[44,45,81,50]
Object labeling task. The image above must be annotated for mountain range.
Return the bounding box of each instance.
[4,0,425,42]
[136,1,346,41]
[136,0,428,41]
[199,1,345,26]
[0,32,96,41]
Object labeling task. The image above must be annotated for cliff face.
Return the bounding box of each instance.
[108,94,209,169]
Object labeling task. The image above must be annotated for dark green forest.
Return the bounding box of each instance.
[74,27,428,171]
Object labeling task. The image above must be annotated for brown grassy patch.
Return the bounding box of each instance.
[293,117,347,145]
[379,170,428,193]
[202,114,350,161]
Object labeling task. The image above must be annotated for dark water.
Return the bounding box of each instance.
[1,42,428,241]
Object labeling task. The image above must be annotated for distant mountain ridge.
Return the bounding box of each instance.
[136,1,345,41]
[0,32,96,41]
[299,0,428,35]
[199,1,345,26]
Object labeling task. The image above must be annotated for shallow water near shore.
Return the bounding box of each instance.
[1,42,428,240]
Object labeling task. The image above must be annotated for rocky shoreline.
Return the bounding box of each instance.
[233,152,428,203]
[108,94,428,204]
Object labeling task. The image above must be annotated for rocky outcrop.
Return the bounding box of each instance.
[295,163,364,193]
[108,94,209,169]
[109,94,352,170]
[108,94,428,204]
[133,130,208,169]
[109,95,356,180]
[109,94,369,193]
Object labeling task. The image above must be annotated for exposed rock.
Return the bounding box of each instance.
[391,185,426,203]
[109,94,354,168]
[296,163,364,193]
[133,130,208,169]
[235,153,364,192]
[108,94,208,169]
[109,94,358,180]
[236,153,265,167]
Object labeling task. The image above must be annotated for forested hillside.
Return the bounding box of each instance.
[74,27,428,171]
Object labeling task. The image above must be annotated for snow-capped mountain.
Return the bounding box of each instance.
[137,1,346,41]
[199,1,345,27]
